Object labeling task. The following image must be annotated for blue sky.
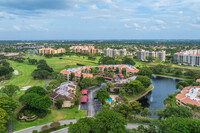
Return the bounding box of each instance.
[0,0,200,40]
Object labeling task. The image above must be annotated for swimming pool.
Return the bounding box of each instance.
[107,98,112,103]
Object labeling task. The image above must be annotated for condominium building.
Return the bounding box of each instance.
[104,48,127,57]
[60,64,139,81]
[176,86,200,107]
[39,47,66,55]
[50,81,77,108]
[69,46,99,54]
[174,50,200,67]
[136,50,166,62]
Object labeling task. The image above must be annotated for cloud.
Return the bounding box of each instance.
[178,11,183,14]
[124,24,131,29]
[26,24,49,31]
[150,26,160,31]
[154,20,165,25]
[89,4,98,10]
[13,25,21,31]
[133,23,140,28]
[0,0,72,11]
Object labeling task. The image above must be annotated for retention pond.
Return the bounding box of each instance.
[138,75,181,118]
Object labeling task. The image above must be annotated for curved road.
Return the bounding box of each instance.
[14,120,147,133]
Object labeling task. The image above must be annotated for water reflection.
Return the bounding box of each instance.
[137,76,181,118]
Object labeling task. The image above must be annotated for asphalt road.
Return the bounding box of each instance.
[46,123,148,133]
[13,119,77,133]
[87,86,101,117]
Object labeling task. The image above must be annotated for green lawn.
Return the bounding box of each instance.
[0,60,46,88]
[27,55,99,72]
[153,73,191,80]
[0,55,99,88]
[13,106,86,131]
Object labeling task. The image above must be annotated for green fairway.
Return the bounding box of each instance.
[0,55,100,88]
[27,55,99,72]
[13,106,86,131]
[0,60,46,88]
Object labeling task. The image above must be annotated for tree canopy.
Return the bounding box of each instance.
[159,117,200,133]
[138,67,153,77]
[0,96,18,115]
[1,85,20,97]
[0,108,9,133]
[96,89,110,104]
[25,86,46,96]
[136,75,151,88]
[95,110,127,133]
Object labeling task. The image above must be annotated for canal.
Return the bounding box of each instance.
[138,75,181,118]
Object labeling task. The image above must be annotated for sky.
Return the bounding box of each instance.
[0,0,200,40]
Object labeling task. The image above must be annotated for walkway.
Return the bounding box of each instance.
[13,119,77,133]
[16,122,147,133]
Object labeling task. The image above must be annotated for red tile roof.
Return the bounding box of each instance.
[81,96,87,103]
[176,86,200,107]
[82,89,87,95]
[196,79,200,82]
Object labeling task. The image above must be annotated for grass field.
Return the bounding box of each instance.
[0,55,100,88]
[13,106,86,131]
[0,60,46,88]
[27,55,100,72]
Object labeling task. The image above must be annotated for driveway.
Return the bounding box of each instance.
[80,86,102,117]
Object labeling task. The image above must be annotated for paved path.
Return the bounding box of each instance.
[44,79,50,90]
[43,123,148,133]
[13,119,77,133]
[87,86,101,117]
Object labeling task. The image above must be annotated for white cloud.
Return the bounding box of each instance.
[155,20,165,25]
[178,11,183,14]
[90,4,98,10]
[133,23,140,28]
[26,24,48,31]
[13,25,21,31]
[150,26,160,31]
[124,24,131,29]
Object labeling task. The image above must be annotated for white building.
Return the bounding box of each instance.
[136,50,166,62]
[174,50,200,67]
[104,48,127,57]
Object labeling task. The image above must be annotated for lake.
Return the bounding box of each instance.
[138,75,181,118]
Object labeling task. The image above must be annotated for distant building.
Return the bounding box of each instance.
[69,45,99,54]
[136,50,166,62]
[0,52,19,57]
[60,66,93,81]
[176,86,200,107]
[50,81,77,108]
[39,48,66,55]
[60,64,139,82]
[174,50,200,67]
[104,48,127,57]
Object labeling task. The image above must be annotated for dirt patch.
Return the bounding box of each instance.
[55,112,65,121]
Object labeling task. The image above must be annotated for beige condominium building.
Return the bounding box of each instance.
[104,48,127,57]
[174,49,200,67]
[136,49,166,62]
[69,45,99,54]
[39,47,66,55]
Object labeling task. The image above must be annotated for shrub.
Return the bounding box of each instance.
[32,130,38,133]
[50,121,61,130]
[41,125,49,133]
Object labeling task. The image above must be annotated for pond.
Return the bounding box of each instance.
[138,75,181,118]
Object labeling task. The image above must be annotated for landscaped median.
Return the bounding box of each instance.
[12,106,86,131]
[127,84,154,102]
